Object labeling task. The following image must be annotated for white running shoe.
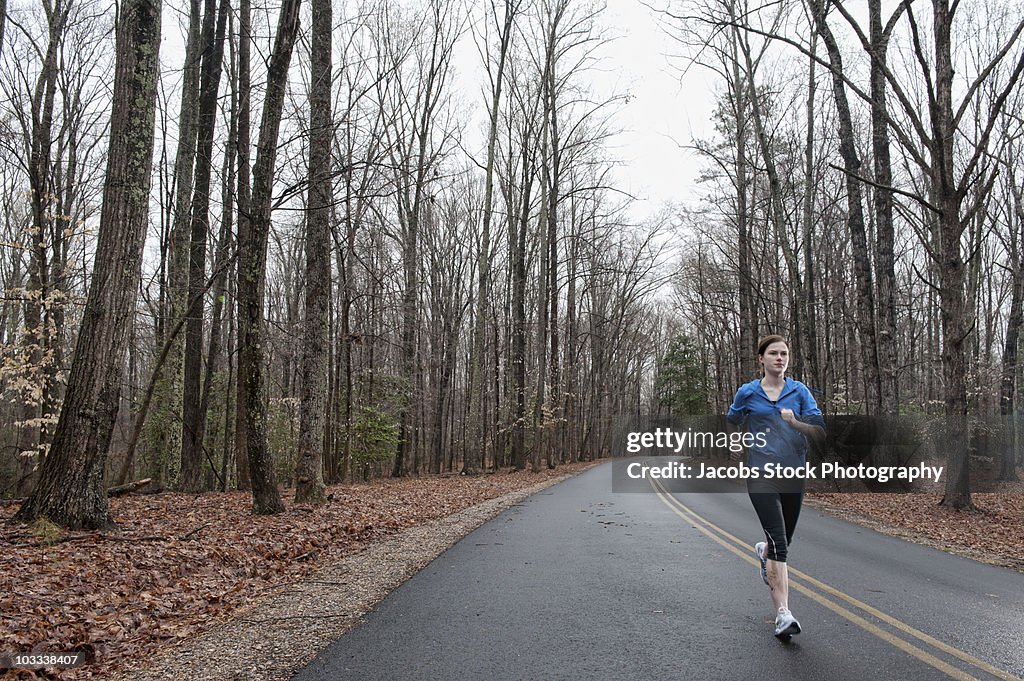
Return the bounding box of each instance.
[754,542,769,585]
[774,608,801,638]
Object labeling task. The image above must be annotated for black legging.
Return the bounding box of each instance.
[748,480,804,563]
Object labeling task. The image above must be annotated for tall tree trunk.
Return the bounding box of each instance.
[466,0,517,475]
[324,280,336,483]
[18,0,70,494]
[340,169,356,483]
[738,29,809,378]
[234,0,252,490]
[181,0,229,492]
[14,0,162,529]
[510,141,532,471]
[155,0,202,487]
[198,10,238,490]
[801,31,822,391]
[932,0,972,510]
[222,258,237,490]
[237,0,302,515]
[393,202,419,478]
[869,0,900,415]
[729,20,756,377]
[810,0,882,413]
[546,29,561,470]
[532,22,558,472]
[295,0,332,504]
[533,113,550,474]
[564,201,580,461]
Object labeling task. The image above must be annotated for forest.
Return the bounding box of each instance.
[0,0,1021,529]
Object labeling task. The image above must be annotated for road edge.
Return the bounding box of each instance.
[114,465,595,681]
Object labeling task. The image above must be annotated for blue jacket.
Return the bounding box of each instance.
[726,377,825,469]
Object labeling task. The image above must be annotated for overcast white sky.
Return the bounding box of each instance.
[598,0,717,218]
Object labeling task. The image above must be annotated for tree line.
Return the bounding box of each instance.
[658,0,1023,508]
[0,0,663,528]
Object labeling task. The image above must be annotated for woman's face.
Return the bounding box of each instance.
[759,341,789,377]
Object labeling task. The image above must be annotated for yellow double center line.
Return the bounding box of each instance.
[649,477,1021,681]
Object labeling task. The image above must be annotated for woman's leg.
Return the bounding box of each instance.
[748,491,790,611]
[780,490,804,545]
[765,559,789,612]
[766,489,806,611]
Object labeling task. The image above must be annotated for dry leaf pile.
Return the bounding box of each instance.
[808,490,1024,571]
[0,464,590,679]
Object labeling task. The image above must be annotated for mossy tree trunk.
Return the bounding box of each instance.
[295,0,332,504]
[14,0,162,530]
[236,0,301,515]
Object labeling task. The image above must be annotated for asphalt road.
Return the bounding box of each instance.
[295,461,1024,681]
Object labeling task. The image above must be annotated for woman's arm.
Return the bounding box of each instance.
[780,409,825,439]
[725,382,753,425]
[780,383,825,442]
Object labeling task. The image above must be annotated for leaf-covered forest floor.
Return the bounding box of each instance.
[807,486,1024,571]
[1,464,1022,679]
[0,463,594,679]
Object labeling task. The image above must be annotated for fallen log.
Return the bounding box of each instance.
[106,478,153,497]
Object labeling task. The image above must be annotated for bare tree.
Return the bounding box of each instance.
[12,0,72,490]
[295,0,332,504]
[234,0,253,491]
[908,1,1024,508]
[14,0,162,529]
[465,0,520,474]
[504,56,541,470]
[151,0,202,487]
[236,0,302,514]
[179,0,230,492]
[808,0,883,412]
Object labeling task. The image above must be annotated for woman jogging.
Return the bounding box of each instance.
[726,335,825,638]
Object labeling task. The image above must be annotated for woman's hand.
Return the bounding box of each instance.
[780,408,825,442]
